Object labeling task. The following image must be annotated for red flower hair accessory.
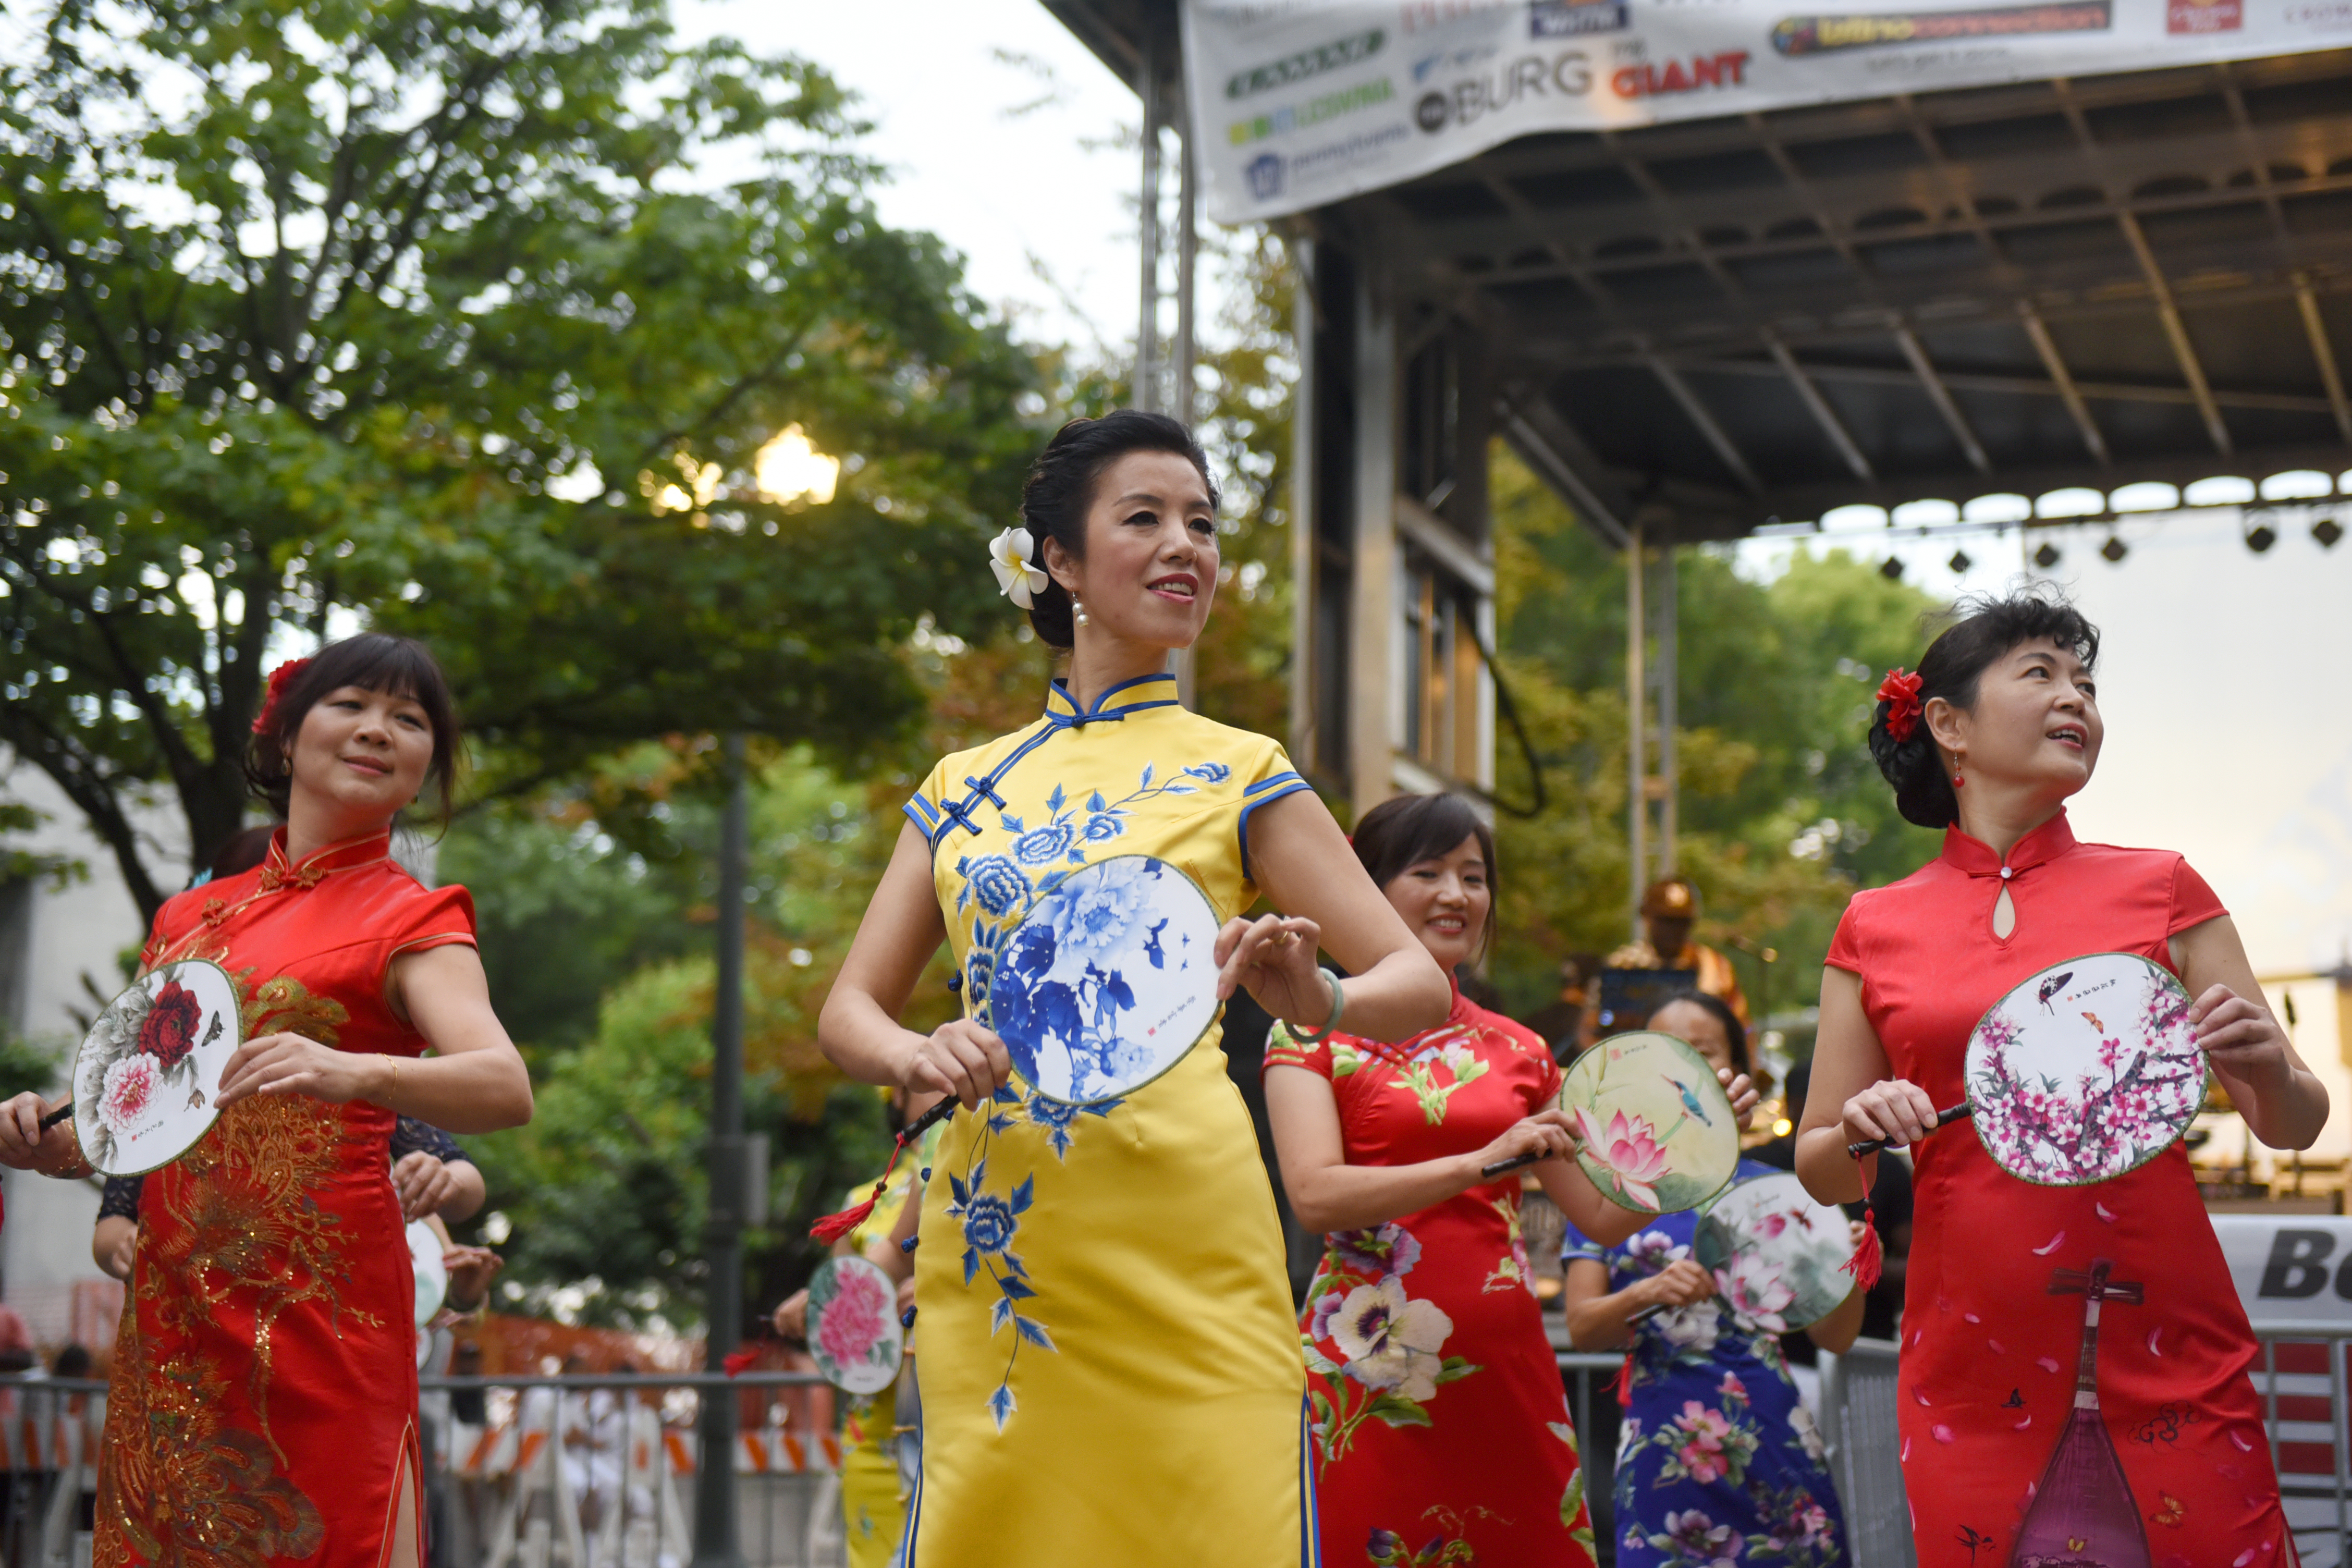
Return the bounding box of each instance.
[1876,667,1925,743]
[250,657,312,736]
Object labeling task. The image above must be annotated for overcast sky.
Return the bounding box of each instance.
[702,5,2352,994]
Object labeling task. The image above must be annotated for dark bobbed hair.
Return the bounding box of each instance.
[1869,587,2100,829]
[1649,989,1750,1078]
[207,824,278,882]
[1016,409,1219,649]
[243,633,462,822]
[1349,792,1498,964]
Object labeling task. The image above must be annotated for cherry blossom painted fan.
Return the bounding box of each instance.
[1849,953,2207,1187]
[806,1256,905,1396]
[983,855,1222,1106]
[1552,1031,1739,1215]
[57,960,241,1177]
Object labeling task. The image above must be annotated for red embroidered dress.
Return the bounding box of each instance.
[1267,986,1598,1567]
[1828,811,2291,1567]
[97,828,475,1568]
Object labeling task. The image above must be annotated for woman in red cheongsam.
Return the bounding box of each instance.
[1796,592,2326,1568]
[0,633,533,1568]
[1266,793,1754,1567]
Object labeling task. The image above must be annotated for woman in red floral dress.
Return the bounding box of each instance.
[1267,793,1754,1567]
[1796,593,2326,1567]
[1,633,534,1568]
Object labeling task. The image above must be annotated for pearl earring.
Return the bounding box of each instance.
[1072,596,1088,628]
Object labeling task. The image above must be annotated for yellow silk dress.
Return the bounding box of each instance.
[901,673,1319,1566]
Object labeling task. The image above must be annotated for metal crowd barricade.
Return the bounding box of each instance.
[419,1369,847,1568]
[0,1376,108,1568]
[1818,1339,1916,1568]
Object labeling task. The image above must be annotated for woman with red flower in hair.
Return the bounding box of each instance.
[1795,591,2323,1566]
[0,632,532,1568]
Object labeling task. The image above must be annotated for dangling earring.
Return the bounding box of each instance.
[1952,753,1966,789]
[1072,595,1088,628]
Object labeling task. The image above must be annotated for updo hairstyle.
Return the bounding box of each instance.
[1869,589,2100,828]
[244,632,463,822]
[1349,792,1498,962]
[1015,410,1219,649]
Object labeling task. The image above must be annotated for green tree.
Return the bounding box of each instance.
[1486,448,1943,1018]
[0,0,1043,925]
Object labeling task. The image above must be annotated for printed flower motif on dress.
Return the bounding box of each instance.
[1644,1508,1743,1568]
[1480,1191,1535,1295]
[1386,1023,1491,1124]
[1302,1220,1481,1469]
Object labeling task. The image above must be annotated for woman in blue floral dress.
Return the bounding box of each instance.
[1562,995,1858,1568]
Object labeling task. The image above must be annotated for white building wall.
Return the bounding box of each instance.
[1,757,189,1353]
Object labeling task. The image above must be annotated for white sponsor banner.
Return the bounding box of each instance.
[1184,1,2352,223]
[2214,1214,2352,1331]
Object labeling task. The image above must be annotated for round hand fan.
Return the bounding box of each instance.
[54,960,242,1177]
[1694,1171,1856,1333]
[982,854,1222,1106]
[1848,952,2207,1186]
[806,1256,905,1395]
[1553,1031,1740,1215]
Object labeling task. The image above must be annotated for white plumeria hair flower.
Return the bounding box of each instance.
[988,525,1050,609]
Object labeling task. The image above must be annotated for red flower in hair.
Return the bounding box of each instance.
[250,657,312,735]
[1876,668,1925,743]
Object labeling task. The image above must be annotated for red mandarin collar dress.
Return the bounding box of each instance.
[1269,982,1599,1567]
[1827,810,2292,1567]
[97,828,475,1568]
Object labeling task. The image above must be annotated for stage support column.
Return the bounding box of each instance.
[1348,269,1397,818]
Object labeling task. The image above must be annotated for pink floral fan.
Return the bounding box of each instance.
[66,959,242,1176]
[806,1256,905,1396]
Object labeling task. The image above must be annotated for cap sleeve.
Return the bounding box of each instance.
[1559,1214,1609,1266]
[2167,856,2228,936]
[1263,1018,1333,1079]
[391,1116,468,1166]
[389,883,477,963]
[904,753,955,844]
[1238,740,1314,883]
[1826,892,1868,975]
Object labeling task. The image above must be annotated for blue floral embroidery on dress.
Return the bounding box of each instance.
[938,755,1229,1431]
[1012,822,1076,865]
[960,854,1027,918]
[944,1156,1054,1432]
[1021,1092,1120,1159]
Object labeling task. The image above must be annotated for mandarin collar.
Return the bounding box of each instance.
[1938,809,2077,880]
[260,826,394,889]
[1042,672,1182,730]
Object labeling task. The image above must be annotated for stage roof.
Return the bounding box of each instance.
[1046,3,2352,544]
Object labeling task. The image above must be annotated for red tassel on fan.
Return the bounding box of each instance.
[810,1131,916,1244]
[721,1345,762,1379]
[1611,1352,1636,1409]
[1842,1197,1885,1293]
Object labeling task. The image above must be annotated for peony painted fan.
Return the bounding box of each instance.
[1694,1171,1856,1333]
[806,1256,906,1396]
[1555,1031,1738,1215]
[67,959,241,1176]
[983,855,1222,1107]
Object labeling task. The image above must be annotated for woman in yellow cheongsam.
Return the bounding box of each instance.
[819,411,1505,1566]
